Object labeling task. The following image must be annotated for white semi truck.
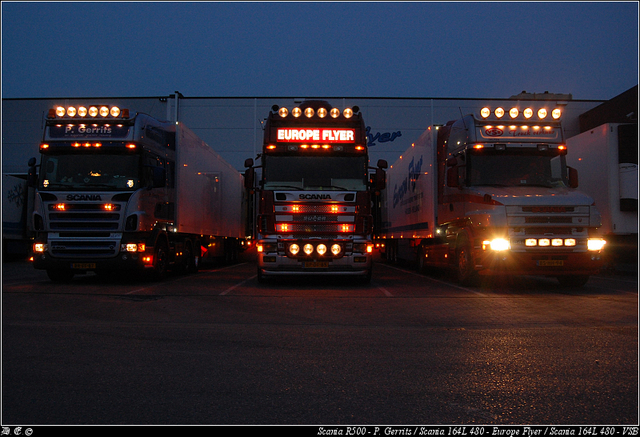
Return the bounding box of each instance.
[380,104,606,287]
[566,123,637,268]
[29,104,246,281]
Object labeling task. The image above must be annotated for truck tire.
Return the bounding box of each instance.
[177,240,197,274]
[456,245,478,286]
[151,240,169,281]
[557,275,589,287]
[47,268,74,282]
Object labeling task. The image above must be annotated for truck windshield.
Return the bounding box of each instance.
[263,155,368,191]
[39,153,141,191]
[467,151,568,188]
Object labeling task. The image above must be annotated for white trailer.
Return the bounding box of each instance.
[566,123,638,268]
[2,174,29,257]
[30,104,246,281]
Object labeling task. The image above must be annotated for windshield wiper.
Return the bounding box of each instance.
[306,185,349,190]
[267,185,304,190]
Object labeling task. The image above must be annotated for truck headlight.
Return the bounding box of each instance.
[289,244,300,255]
[587,238,606,251]
[316,244,327,255]
[483,238,510,251]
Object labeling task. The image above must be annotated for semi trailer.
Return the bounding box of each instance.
[380,105,606,287]
[29,104,245,281]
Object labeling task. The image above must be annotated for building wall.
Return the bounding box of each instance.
[2,95,605,175]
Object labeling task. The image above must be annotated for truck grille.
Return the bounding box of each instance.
[47,203,122,232]
[49,240,120,257]
[46,202,123,258]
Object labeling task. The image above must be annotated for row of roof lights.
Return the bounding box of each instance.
[275,105,358,119]
[481,106,561,120]
[50,105,128,119]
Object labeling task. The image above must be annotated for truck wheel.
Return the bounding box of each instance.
[47,268,74,282]
[257,267,266,284]
[456,245,478,286]
[557,275,589,287]
[361,268,372,284]
[151,240,169,281]
[417,248,426,273]
[178,241,197,274]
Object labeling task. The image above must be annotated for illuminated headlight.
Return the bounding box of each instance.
[78,106,88,117]
[125,243,138,253]
[67,106,77,117]
[278,107,289,118]
[331,244,342,255]
[55,106,66,117]
[110,106,121,117]
[292,107,302,118]
[289,243,300,255]
[34,243,46,253]
[480,107,490,118]
[330,108,340,118]
[304,107,314,118]
[552,108,562,119]
[538,239,551,247]
[552,238,564,247]
[538,108,548,119]
[317,107,327,118]
[343,108,353,118]
[523,108,533,119]
[89,106,99,117]
[587,238,606,251]
[483,238,510,251]
[525,239,537,247]
[564,239,576,247]
[316,244,327,255]
[303,244,314,255]
[509,108,519,118]
[494,107,505,118]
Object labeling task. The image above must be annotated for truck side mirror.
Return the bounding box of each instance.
[568,166,579,188]
[447,165,459,188]
[152,166,166,188]
[244,158,254,168]
[27,157,37,187]
[374,160,387,191]
[446,158,460,187]
[244,166,255,190]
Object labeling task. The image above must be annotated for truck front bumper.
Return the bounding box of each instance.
[32,251,150,273]
[258,253,372,277]
[473,249,605,277]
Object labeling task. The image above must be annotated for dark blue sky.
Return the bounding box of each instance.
[2,1,638,100]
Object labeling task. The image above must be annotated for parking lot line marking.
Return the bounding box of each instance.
[219,275,256,295]
[378,262,487,296]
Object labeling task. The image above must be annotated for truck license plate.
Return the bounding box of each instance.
[72,263,96,269]
[537,260,564,267]
[304,261,329,269]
